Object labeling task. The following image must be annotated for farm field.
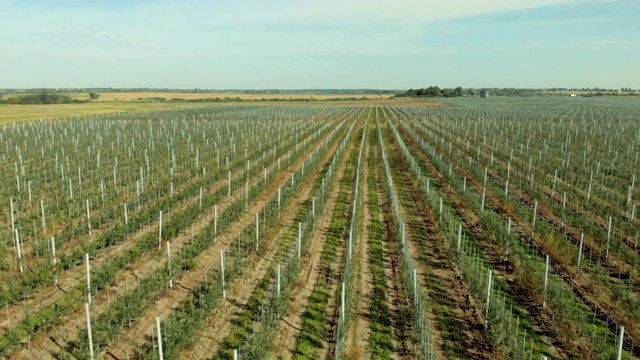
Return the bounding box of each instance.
[1,98,639,359]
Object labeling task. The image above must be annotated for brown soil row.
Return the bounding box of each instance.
[6,117,342,359]
[425,114,639,276]
[408,107,639,273]
[381,118,496,359]
[372,122,416,359]
[0,120,322,344]
[101,116,352,359]
[405,119,640,344]
[396,119,630,356]
[0,121,313,337]
[267,120,359,359]
[318,125,362,360]
[342,120,373,358]
[178,117,355,359]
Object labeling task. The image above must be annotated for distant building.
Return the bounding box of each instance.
[480,89,489,98]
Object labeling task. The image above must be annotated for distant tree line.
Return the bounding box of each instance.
[140,96,374,103]
[1,87,399,95]
[395,86,465,98]
[0,90,86,105]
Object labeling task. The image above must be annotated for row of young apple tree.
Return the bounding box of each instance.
[106,107,356,359]
[125,108,359,359]
[376,113,436,359]
[0,106,352,357]
[1,107,321,281]
[333,109,369,358]
[388,106,636,359]
[405,105,640,286]
[398,104,640,354]
[227,108,365,360]
[0,107,328,316]
[0,106,331,346]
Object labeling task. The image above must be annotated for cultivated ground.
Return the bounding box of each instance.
[1,98,638,359]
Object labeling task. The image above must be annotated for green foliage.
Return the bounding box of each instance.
[88,91,100,100]
[0,90,85,104]
[398,85,465,98]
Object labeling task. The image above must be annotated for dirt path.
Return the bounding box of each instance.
[396,119,577,358]
[342,120,373,359]
[103,119,350,360]
[264,121,357,360]
[317,120,366,360]
[7,118,340,359]
[371,124,414,359]
[179,119,353,359]
[0,123,307,341]
[390,154,496,359]
[406,117,640,348]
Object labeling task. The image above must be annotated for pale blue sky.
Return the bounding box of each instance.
[0,0,638,89]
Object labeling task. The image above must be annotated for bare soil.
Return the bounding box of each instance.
[180,117,351,359]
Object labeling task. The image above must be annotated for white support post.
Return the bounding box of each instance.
[616,325,624,360]
[167,241,172,289]
[413,268,418,303]
[349,228,353,261]
[606,216,612,257]
[341,282,345,323]
[542,255,549,309]
[220,250,226,298]
[124,203,129,227]
[158,211,163,249]
[298,222,302,258]
[41,200,46,234]
[15,229,23,274]
[255,212,259,251]
[481,188,486,211]
[485,270,492,325]
[86,199,91,232]
[85,253,91,304]
[277,264,281,296]
[457,224,462,252]
[228,170,231,196]
[214,204,218,241]
[10,198,15,234]
[156,317,164,360]
[577,233,584,271]
[85,303,94,360]
[51,237,57,266]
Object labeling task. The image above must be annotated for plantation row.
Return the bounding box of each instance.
[388,104,638,358]
[2,101,638,359]
[0,105,357,357]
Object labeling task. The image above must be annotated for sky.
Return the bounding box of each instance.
[0,0,638,89]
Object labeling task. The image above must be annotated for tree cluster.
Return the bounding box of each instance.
[0,90,85,105]
[396,86,464,98]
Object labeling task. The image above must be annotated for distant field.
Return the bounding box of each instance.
[69,92,392,101]
[0,102,206,122]
[1,101,639,359]
[0,94,439,122]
